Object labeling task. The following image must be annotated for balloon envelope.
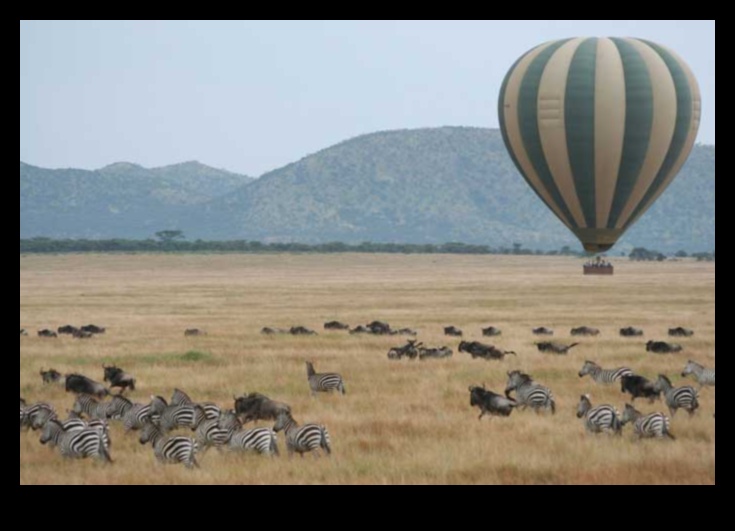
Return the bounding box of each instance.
[498,37,701,253]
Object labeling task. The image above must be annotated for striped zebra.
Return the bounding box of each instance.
[30,407,58,431]
[199,402,222,421]
[139,421,199,468]
[40,419,112,463]
[576,395,622,435]
[194,417,233,454]
[274,412,331,458]
[21,403,56,431]
[621,404,675,440]
[504,371,556,414]
[578,361,633,384]
[171,388,194,407]
[58,414,112,449]
[306,361,346,396]
[106,395,134,421]
[219,410,279,456]
[122,403,153,432]
[681,360,715,391]
[655,375,699,417]
[72,395,110,420]
[158,404,207,433]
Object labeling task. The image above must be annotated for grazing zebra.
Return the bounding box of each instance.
[504,371,556,414]
[139,421,199,468]
[220,410,279,456]
[576,395,622,435]
[274,412,331,458]
[306,362,346,396]
[621,404,675,440]
[681,360,715,390]
[72,395,110,420]
[40,419,112,463]
[655,375,699,417]
[578,361,634,384]
[122,403,153,432]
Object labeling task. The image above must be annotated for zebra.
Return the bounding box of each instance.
[576,395,622,435]
[122,403,153,432]
[306,361,346,396]
[139,421,199,468]
[621,404,675,440]
[504,371,556,414]
[158,404,207,433]
[30,407,58,431]
[72,395,110,420]
[171,388,194,407]
[655,374,699,417]
[106,395,134,421]
[578,360,633,384]
[220,410,279,456]
[199,402,222,421]
[61,413,112,449]
[681,360,715,391]
[274,412,331,458]
[21,403,56,431]
[40,419,112,463]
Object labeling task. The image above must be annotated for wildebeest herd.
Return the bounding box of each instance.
[20,320,713,468]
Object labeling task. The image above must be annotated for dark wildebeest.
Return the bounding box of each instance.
[184,329,207,337]
[668,327,694,337]
[444,326,463,337]
[394,328,417,336]
[469,385,516,419]
[571,326,600,337]
[261,327,288,335]
[620,327,644,337]
[532,327,554,336]
[459,341,516,360]
[536,341,579,355]
[234,393,291,424]
[418,346,453,360]
[103,365,136,393]
[290,326,317,336]
[40,368,62,385]
[388,340,423,360]
[65,374,109,399]
[367,321,392,335]
[58,325,80,336]
[620,374,660,403]
[646,340,683,354]
[20,329,28,336]
[81,324,106,334]
[72,329,94,339]
[349,326,370,335]
[482,326,502,337]
[324,321,350,331]
[37,329,58,338]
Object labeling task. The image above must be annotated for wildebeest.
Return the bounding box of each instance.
[620,374,660,403]
[72,329,94,339]
[668,327,694,337]
[324,321,350,331]
[366,321,392,335]
[103,365,136,393]
[58,325,80,335]
[619,326,644,337]
[261,327,288,335]
[418,346,453,360]
[536,341,579,354]
[20,329,28,336]
[646,340,683,354]
[234,393,291,424]
[394,328,418,336]
[532,327,554,336]
[40,368,63,385]
[65,373,109,399]
[184,329,207,337]
[387,340,423,360]
[349,326,370,335]
[81,324,106,334]
[459,341,516,360]
[290,326,317,336]
[571,326,600,336]
[469,385,516,419]
[444,326,463,337]
[37,329,58,338]
[482,326,502,337]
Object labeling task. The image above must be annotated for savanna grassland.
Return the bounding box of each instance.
[20,254,716,485]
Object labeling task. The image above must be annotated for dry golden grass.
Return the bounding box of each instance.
[20,254,715,485]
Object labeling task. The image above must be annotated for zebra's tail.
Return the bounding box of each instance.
[549,398,556,415]
[321,426,332,456]
[340,382,347,396]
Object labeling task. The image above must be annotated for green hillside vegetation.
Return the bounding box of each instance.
[20,128,714,252]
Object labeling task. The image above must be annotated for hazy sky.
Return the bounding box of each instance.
[20,20,715,177]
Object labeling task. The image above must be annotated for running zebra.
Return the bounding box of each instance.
[106,395,134,421]
[578,361,633,384]
[158,404,207,433]
[655,374,699,417]
[72,395,110,420]
[274,412,331,458]
[306,361,346,396]
[122,403,153,432]
[504,371,556,414]
[194,415,234,454]
[621,404,675,440]
[139,421,199,468]
[220,410,279,456]
[681,360,715,390]
[30,407,58,431]
[40,419,112,463]
[576,395,622,435]
[61,413,111,449]
[171,388,194,407]
[21,402,55,431]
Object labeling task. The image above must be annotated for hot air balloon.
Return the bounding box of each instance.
[498,37,701,253]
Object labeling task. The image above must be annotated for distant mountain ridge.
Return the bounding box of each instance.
[20,127,715,252]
